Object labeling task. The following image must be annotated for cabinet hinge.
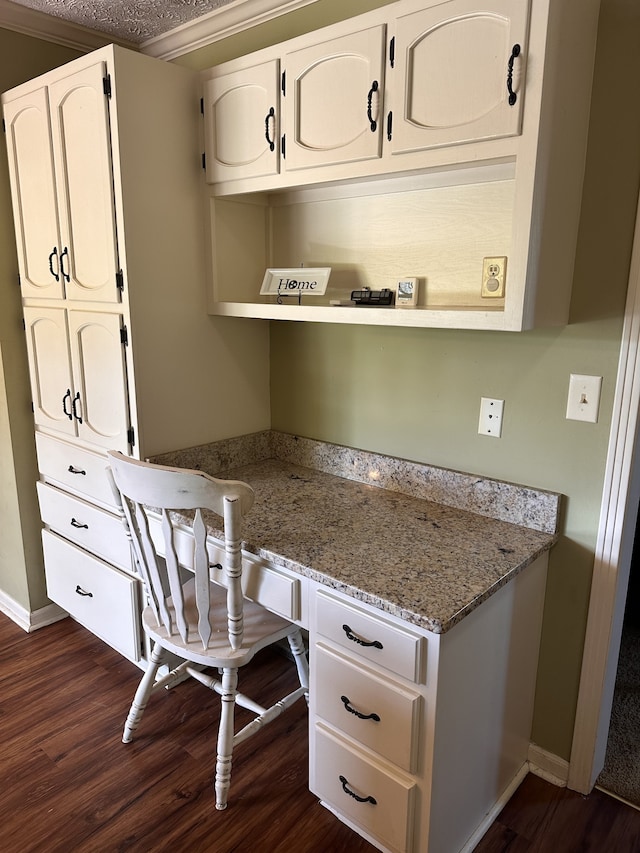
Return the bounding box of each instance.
[120,325,128,346]
[389,36,395,69]
[17,272,21,288]
[22,317,26,331]
[127,426,135,447]
[200,97,204,115]
[281,70,286,96]
[386,111,393,142]
[103,74,112,98]
[281,134,285,158]
[116,269,124,292]
[2,118,5,133]
[202,151,206,170]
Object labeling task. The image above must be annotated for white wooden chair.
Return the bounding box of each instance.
[106,450,309,810]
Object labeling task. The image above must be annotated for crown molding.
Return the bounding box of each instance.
[140,0,318,61]
[0,0,137,52]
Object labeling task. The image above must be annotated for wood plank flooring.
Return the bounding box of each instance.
[2,613,640,852]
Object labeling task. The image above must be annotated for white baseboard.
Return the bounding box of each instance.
[0,590,67,632]
[528,743,570,787]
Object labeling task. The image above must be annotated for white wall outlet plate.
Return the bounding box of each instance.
[481,257,507,298]
[566,374,602,422]
[478,397,504,437]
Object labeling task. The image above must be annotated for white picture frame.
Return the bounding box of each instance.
[396,277,418,307]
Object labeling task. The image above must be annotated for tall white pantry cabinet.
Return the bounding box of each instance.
[2,45,269,663]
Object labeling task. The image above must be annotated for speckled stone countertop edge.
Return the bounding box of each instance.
[151,429,561,535]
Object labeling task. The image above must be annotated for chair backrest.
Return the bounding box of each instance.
[106,451,255,651]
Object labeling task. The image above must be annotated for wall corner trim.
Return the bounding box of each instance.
[528,743,570,787]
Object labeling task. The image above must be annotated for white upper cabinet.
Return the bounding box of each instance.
[48,62,120,303]
[283,25,386,171]
[4,62,120,303]
[203,59,280,183]
[3,88,64,299]
[390,0,529,154]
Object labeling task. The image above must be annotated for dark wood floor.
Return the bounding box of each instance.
[2,615,640,853]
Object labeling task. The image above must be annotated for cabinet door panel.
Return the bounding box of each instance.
[392,0,528,154]
[67,311,130,452]
[23,307,75,436]
[3,89,63,299]
[49,62,120,303]
[284,26,385,170]
[204,60,280,183]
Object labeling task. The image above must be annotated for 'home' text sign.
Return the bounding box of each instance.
[260,267,331,298]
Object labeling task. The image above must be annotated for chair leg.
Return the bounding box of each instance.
[122,642,165,744]
[214,666,238,810]
[287,629,310,704]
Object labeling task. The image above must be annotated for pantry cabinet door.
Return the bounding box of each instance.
[283,25,386,171]
[204,59,280,183]
[67,311,130,453]
[390,0,529,155]
[3,88,64,299]
[48,62,120,303]
[23,307,76,436]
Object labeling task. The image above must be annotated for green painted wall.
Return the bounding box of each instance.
[182,0,640,759]
[0,29,81,611]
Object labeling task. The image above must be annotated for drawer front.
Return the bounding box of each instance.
[148,517,301,622]
[36,432,117,509]
[315,643,421,773]
[37,482,131,571]
[43,530,141,662]
[316,591,424,682]
[312,722,416,853]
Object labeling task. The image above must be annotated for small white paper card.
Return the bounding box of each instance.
[260,267,331,297]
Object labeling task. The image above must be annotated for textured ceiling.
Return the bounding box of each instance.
[6,0,238,44]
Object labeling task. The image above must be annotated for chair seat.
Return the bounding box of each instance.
[143,577,296,668]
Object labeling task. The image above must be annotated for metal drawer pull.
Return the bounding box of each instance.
[70,518,88,529]
[506,43,521,106]
[366,80,379,132]
[75,585,93,597]
[264,106,275,151]
[342,623,383,649]
[60,246,70,282]
[72,391,83,424]
[340,695,380,722]
[48,247,60,281]
[339,775,377,805]
[62,389,73,420]
[68,465,86,475]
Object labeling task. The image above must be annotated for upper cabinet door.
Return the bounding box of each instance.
[204,59,280,183]
[3,89,64,300]
[49,62,120,303]
[23,306,75,436]
[67,311,130,452]
[283,25,386,171]
[390,0,529,155]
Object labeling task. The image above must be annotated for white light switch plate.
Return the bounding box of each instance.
[566,374,602,423]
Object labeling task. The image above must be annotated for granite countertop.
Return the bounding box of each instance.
[152,431,559,635]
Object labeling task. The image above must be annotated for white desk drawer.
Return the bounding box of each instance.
[43,530,141,662]
[315,643,421,773]
[316,591,424,682]
[312,722,416,853]
[37,482,131,571]
[36,433,117,509]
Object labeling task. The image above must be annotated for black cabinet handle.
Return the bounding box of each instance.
[367,80,379,132]
[48,247,60,282]
[265,106,275,152]
[72,391,83,424]
[68,465,86,475]
[339,775,377,805]
[62,388,73,420]
[75,585,93,597]
[60,246,70,282]
[342,623,383,649]
[70,518,89,529]
[507,44,521,106]
[341,695,380,722]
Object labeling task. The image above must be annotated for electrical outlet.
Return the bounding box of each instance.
[566,374,602,422]
[481,256,507,298]
[478,397,504,437]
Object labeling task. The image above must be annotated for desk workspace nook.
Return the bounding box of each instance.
[146,430,560,853]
